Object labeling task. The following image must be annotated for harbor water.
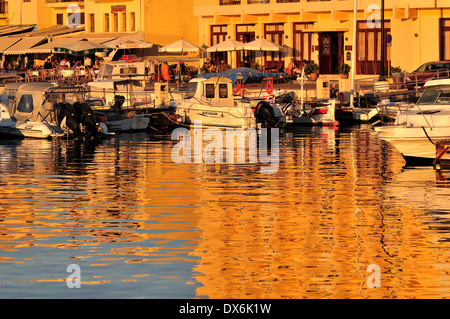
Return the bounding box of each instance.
[0,124,449,299]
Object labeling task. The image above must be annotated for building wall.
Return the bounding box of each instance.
[193,0,450,74]
[84,0,143,35]
[144,0,198,48]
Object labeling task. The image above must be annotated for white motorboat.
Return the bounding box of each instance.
[374,78,450,165]
[170,76,285,129]
[0,82,107,139]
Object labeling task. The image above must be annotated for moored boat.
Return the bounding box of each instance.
[170,76,285,129]
[0,82,106,139]
[374,78,450,165]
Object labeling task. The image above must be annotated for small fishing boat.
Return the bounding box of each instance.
[170,76,285,129]
[271,91,339,127]
[0,82,106,139]
[374,78,450,165]
[87,95,150,132]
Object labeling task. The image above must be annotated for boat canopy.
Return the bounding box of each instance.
[197,67,287,84]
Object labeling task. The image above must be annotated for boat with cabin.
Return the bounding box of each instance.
[374,78,450,165]
[169,76,285,129]
[0,82,106,139]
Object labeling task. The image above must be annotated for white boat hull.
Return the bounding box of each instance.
[173,101,257,129]
[375,126,449,164]
[0,121,63,139]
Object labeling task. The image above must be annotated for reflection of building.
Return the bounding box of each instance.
[193,0,450,75]
[189,127,449,299]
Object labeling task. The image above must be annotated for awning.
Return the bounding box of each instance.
[0,25,36,37]
[3,37,47,55]
[27,38,78,54]
[11,26,84,38]
[0,37,22,52]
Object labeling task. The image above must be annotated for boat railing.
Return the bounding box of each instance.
[354,68,450,99]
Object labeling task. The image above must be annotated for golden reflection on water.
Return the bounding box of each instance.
[0,126,449,298]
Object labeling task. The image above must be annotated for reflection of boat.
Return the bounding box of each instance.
[0,82,106,139]
[170,76,285,129]
[374,79,450,165]
[383,167,450,212]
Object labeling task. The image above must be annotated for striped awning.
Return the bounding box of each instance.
[0,37,22,52]
[2,37,47,55]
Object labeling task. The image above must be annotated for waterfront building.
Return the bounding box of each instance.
[193,0,450,75]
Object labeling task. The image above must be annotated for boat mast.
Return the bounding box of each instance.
[350,0,357,108]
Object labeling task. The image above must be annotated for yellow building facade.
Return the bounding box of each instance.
[193,0,450,75]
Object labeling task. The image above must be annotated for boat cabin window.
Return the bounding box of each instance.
[219,84,228,98]
[0,92,8,106]
[205,84,215,99]
[17,94,33,113]
[99,64,114,78]
[120,67,137,77]
[418,85,450,105]
[184,82,198,99]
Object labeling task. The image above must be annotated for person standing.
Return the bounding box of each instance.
[161,62,170,82]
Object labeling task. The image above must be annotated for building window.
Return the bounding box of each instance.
[357,21,390,75]
[113,12,119,32]
[0,1,6,14]
[210,25,228,65]
[80,12,85,25]
[89,13,95,32]
[264,23,284,71]
[104,13,110,32]
[56,13,64,26]
[293,22,313,64]
[219,0,240,5]
[122,12,127,32]
[130,12,136,32]
[441,19,450,61]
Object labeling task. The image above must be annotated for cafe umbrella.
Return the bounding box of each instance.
[243,38,287,70]
[53,38,112,56]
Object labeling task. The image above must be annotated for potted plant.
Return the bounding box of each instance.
[337,63,351,79]
[304,62,319,80]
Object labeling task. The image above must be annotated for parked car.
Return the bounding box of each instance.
[405,61,450,89]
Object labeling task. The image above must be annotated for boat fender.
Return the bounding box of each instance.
[266,80,273,95]
[233,81,241,94]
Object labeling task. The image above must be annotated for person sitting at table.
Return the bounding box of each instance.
[59,58,67,68]
[285,58,301,75]
[203,58,213,72]
[44,58,52,70]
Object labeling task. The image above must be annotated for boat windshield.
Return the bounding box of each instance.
[184,82,198,99]
[417,85,450,105]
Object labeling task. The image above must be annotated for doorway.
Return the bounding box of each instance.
[236,25,255,68]
[318,32,344,74]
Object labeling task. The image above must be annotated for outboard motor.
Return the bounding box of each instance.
[73,102,102,140]
[56,102,81,136]
[254,100,279,128]
[113,95,125,110]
